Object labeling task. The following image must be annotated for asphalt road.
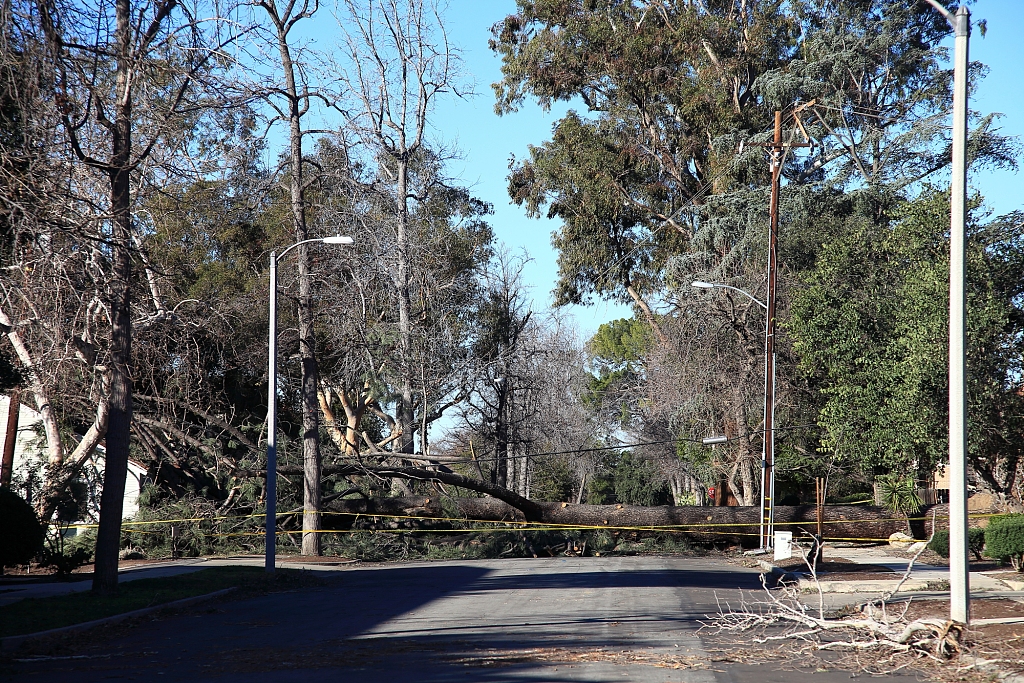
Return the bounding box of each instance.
[4,556,918,682]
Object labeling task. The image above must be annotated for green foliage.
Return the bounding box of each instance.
[983,514,1024,572]
[788,191,947,475]
[494,1,793,309]
[39,525,94,578]
[927,528,986,561]
[126,493,264,558]
[0,488,44,568]
[613,452,671,507]
[529,455,579,504]
[322,527,699,562]
[828,492,874,505]
[789,190,1024,491]
[876,474,923,518]
[585,469,616,505]
[585,317,653,426]
[588,318,652,375]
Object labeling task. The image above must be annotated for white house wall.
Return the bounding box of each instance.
[0,394,146,520]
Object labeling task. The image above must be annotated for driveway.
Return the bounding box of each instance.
[4,556,917,682]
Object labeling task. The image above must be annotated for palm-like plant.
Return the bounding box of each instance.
[877,474,924,534]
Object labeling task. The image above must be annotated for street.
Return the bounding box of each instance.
[4,556,924,682]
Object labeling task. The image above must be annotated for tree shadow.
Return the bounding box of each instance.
[9,560,767,683]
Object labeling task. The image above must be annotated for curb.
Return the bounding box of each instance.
[756,559,799,586]
[755,558,1024,595]
[1,587,236,653]
[798,578,932,593]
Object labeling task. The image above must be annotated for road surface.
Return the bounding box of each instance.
[4,556,915,682]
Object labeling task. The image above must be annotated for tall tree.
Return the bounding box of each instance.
[788,190,1024,500]
[254,0,331,556]
[334,0,470,457]
[25,0,235,591]
[493,0,796,339]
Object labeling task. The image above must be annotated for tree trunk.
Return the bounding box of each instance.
[740,457,755,507]
[93,164,133,594]
[0,310,64,467]
[494,381,508,489]
[322,496,930,544]
[396,159,415,456]
[1,389,19,487]
[270,8,321,557]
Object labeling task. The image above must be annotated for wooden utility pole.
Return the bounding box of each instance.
[760,113,782,549]
[815,478,825,537]
[758,111,808,549]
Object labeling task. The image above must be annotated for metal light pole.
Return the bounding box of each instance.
[925,0,971,625]
[691,280,774,548]
[266,234,354,574]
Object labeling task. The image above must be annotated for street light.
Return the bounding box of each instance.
[692,280,775,551]
[691,281,767,309]
[266,234,354,573]
[925,0,971,626]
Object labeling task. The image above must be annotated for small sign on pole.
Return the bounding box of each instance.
[774,531,793,561]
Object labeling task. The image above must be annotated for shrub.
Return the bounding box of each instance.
[926,527,985,560]
[39,525,94,578]
[613,452,672,506]
[829,492,874,505]
[984,514,1024,572]
[0,488,45,569]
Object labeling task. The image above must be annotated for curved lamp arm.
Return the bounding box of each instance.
[274,234,354,261]
[691,281,767,310]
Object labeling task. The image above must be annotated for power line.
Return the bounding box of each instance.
[329,423,822,467]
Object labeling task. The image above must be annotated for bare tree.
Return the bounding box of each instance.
[250,0,333,556]
[18,0,238,591]
[333,0,467,456]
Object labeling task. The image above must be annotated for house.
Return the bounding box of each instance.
[0,394,147,527]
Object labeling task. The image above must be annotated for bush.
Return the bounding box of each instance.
[0,487,45,568]
[926,527,985,560]
[613,452,672,506]
[39,525,94,578]
[984,514,1024,572]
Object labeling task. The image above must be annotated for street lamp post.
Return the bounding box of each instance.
[691,280,775,550]
[691,281,767,310]
[925,0,971,626]
[266,234,354,574]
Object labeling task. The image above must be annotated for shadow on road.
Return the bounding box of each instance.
[6,559,772,683]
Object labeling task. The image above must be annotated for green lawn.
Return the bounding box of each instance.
[0,566,323,638]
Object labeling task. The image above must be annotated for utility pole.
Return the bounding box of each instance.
[923,0,971,627]
[760,111,782,550]
[758,111,808,549]
[921,0,971,626]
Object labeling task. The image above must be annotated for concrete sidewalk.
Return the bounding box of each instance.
[759,544,1024,596]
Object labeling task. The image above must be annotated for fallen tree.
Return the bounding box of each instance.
[232,463,948,544]
[316,494,932,544]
